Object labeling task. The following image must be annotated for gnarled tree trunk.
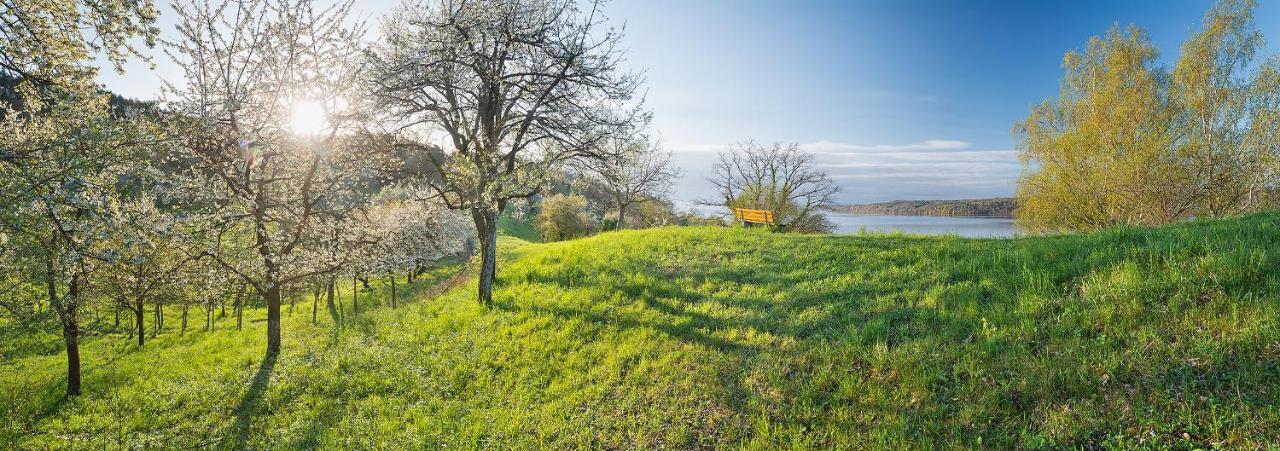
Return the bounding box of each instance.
[265,281,281,355]
[47,256,82,397]
[471,208,499,307]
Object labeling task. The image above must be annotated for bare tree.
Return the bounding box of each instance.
[366,0,647,306]
[576,135,680,230]
[165,0,372,355]
[704,141,839,233]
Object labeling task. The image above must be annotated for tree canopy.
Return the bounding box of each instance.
[1016,0,1280,232]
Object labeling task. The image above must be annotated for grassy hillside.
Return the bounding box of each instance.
[498,214,542,243]
[4,213,1280,448]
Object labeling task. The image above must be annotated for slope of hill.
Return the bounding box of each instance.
[3,213,1279,448]
[498,214,542,243]
[834,197,1017,218]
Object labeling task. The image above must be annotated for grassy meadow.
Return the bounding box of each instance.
[4,213,1280,448]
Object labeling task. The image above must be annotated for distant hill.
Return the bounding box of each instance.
[832,197,1016,218]
[0,74,156,117]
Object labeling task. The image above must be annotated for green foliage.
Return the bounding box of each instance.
[1016,24,1180,232]
[4,213,1280,447]
[1016,0,1280,233]
[537,194,597,242]
[628,198,680,227]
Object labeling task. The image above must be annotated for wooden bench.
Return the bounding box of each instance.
[732,208,776,227]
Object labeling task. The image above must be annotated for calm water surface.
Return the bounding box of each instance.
[829,214,1019,238]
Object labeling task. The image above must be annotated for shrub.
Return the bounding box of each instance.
[538,194,597,242]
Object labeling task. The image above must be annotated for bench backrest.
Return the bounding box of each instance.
[733,208,776,225]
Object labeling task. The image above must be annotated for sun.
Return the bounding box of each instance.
[289,100,328,136]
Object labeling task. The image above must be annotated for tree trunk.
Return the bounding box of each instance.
[311,288,318,325]
[65,329,81,396]
[47,260,83,397]
[67,272,82,396]
[326,278,336,311]
[181,305,188,335]
[616,199,627,231]
[265,282,281,355]
[352,273,358,315]
[336,286,344,319]
[236,285,246,331]
[472,208,499,307]
[390,275,397,308]
[154,303,162,337]
[135,300,145,347]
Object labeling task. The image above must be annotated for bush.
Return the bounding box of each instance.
[631,199,679,228]
[537,194,597,242]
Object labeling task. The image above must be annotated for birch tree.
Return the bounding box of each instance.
[1015,0,1280,232]
[1170,0,1280,216]
[1014,25,1178,232]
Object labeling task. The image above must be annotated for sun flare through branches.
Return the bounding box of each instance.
[289,100,328,137]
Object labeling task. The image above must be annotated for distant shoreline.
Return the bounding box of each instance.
[831,197,1016,219]
[830,212,1014,219]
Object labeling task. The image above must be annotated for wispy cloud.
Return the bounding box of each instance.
[667,139,973,155]
[800,139,971,154]
[666,143,731,153]
[663,138,1021,204]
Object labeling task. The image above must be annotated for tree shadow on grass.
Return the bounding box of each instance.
[24,385,69,432]
[493,300,755,354]
[229,350,277,449]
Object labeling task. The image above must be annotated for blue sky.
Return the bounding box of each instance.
[97,0,1280,205]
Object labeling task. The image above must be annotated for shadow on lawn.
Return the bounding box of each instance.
[229,350,277,449]
[497,243,978,354]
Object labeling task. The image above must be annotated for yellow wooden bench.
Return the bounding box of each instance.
[732,208,776,227]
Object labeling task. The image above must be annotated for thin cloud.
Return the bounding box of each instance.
[814,150,1018,167]
[800,140,972,154]
[669,139,973,154]
[664,139,1020,204]
[667,143,731,153]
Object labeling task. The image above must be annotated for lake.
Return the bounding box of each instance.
[828,214,1019,238]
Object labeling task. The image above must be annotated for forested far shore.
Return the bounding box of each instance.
[832,198,1016,218]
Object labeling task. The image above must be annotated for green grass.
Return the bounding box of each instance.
[4,213,1280,448]
[498,214,541,243]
